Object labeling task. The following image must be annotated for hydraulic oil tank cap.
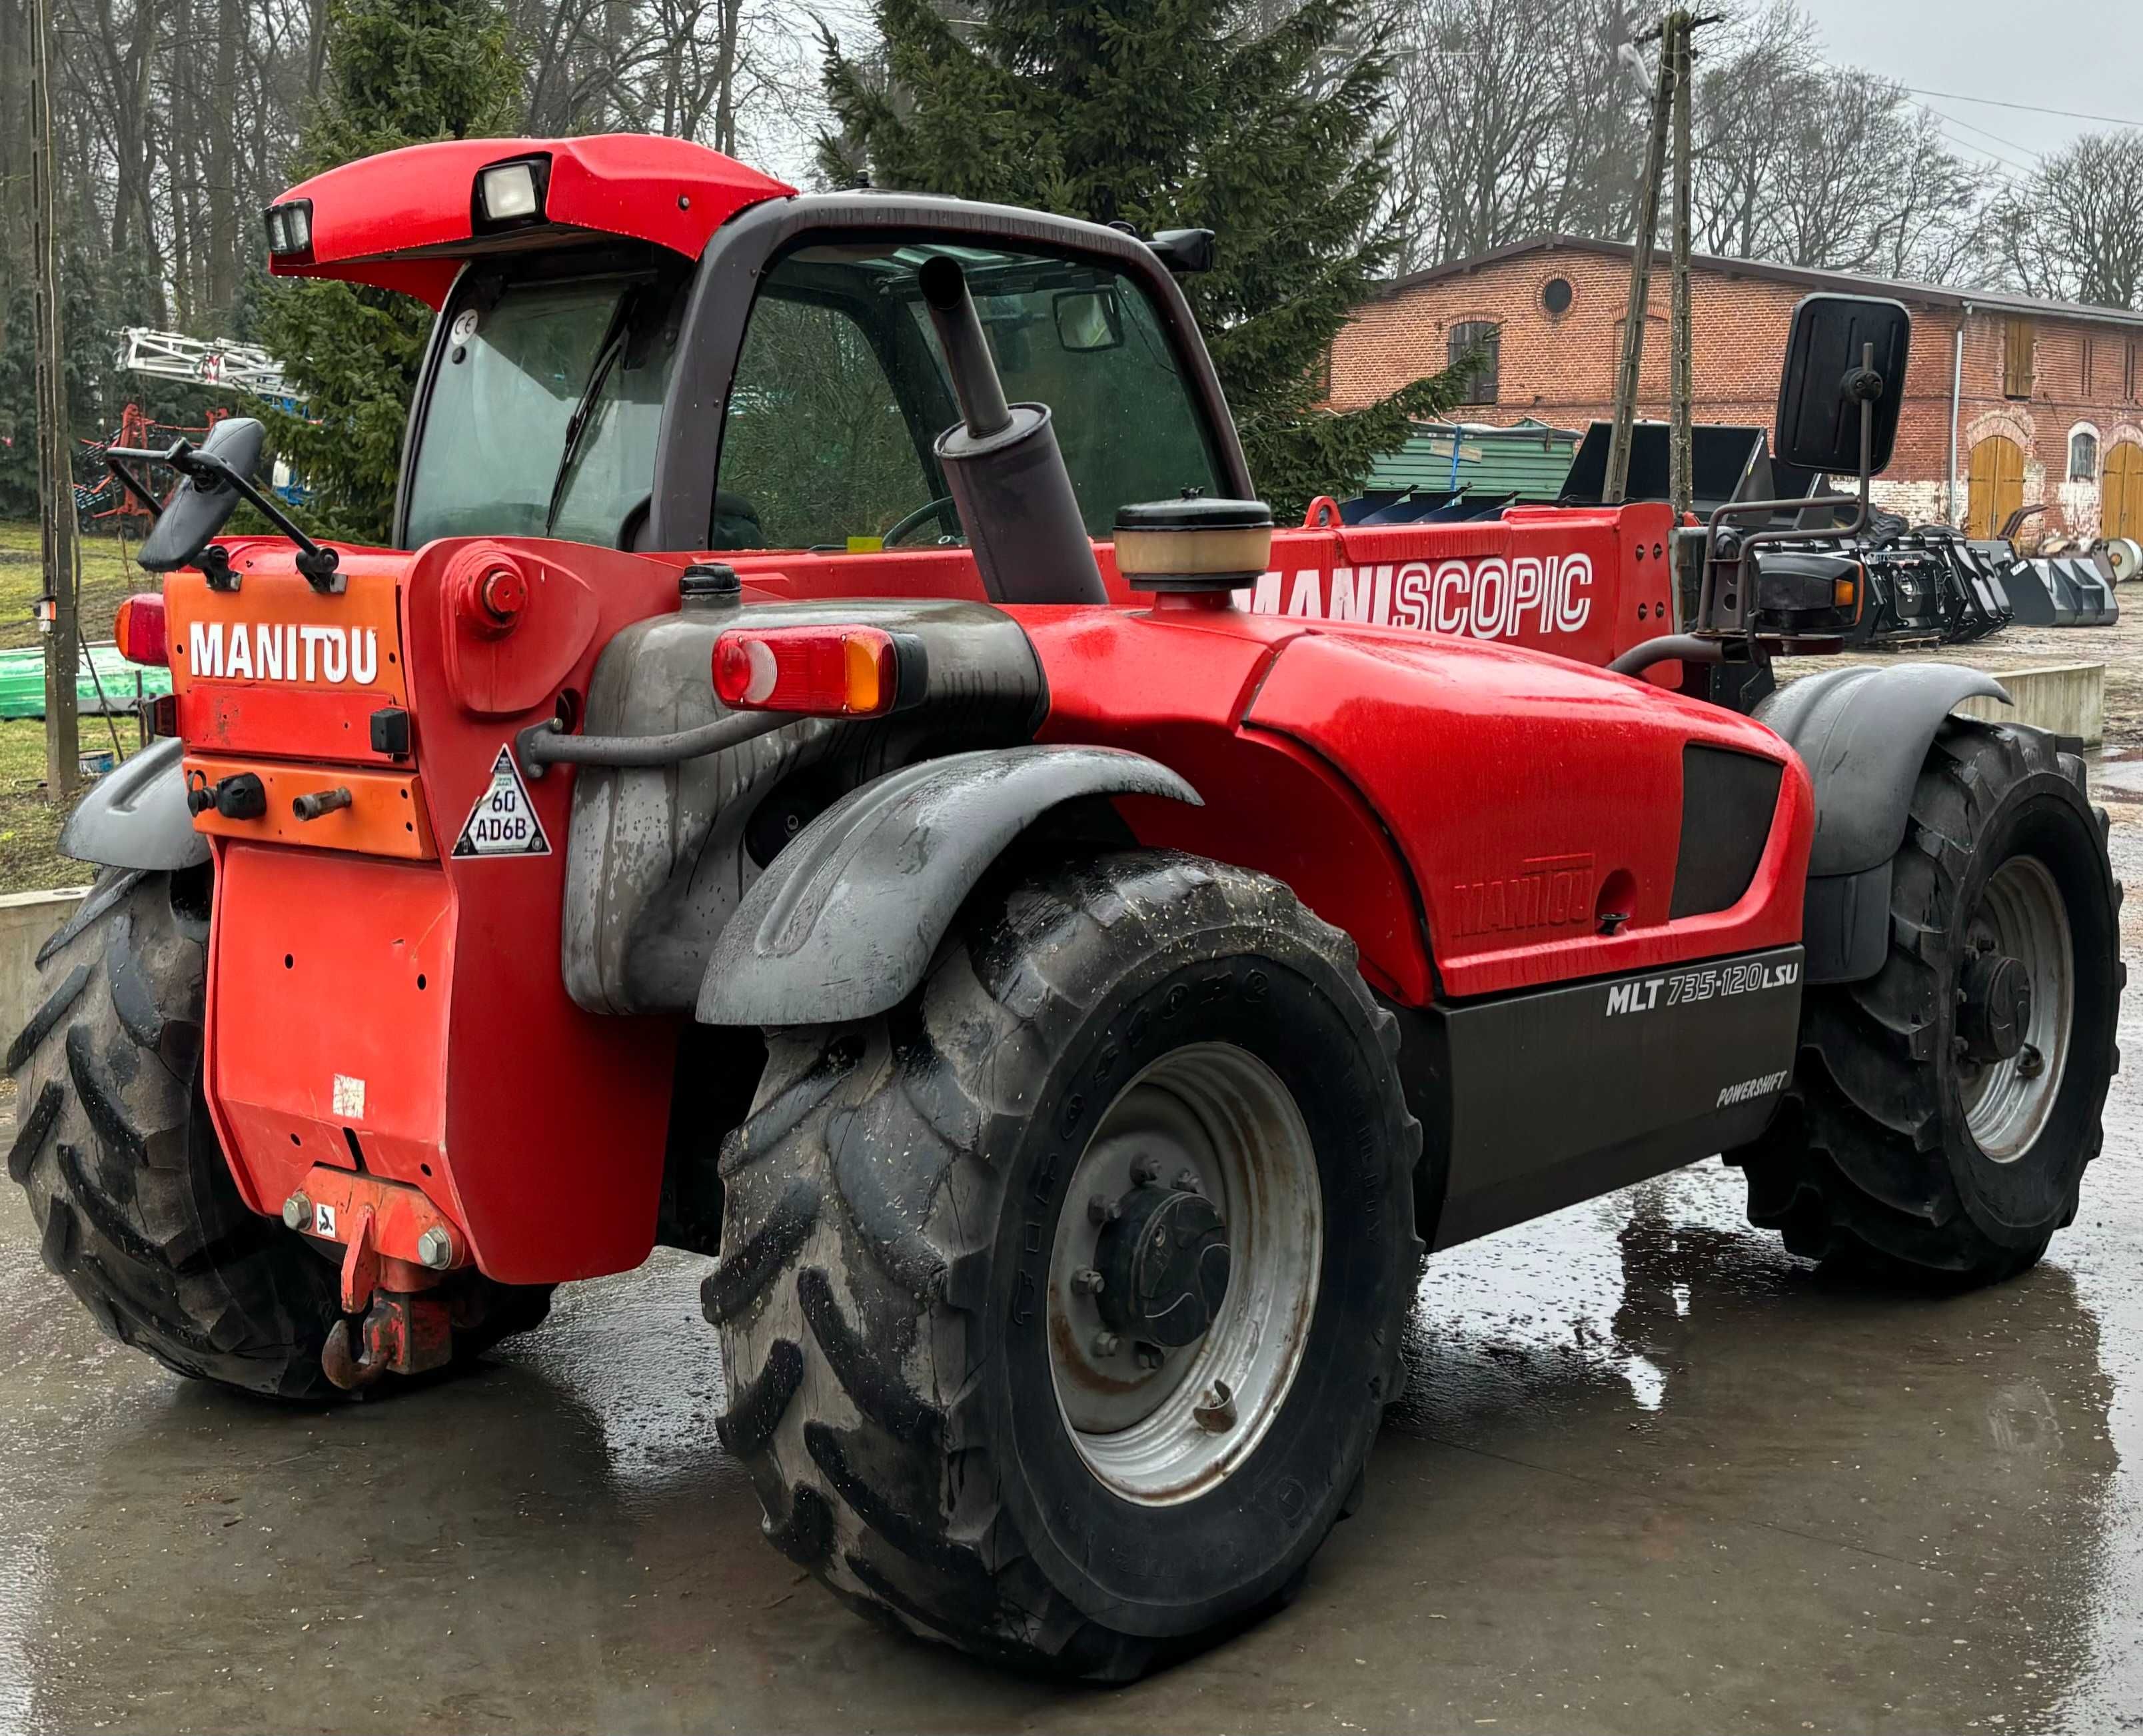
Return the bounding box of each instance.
[1115,490,1274,592]
[679,562,742,608]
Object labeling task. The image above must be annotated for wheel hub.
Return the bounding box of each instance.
[1095,1182,1231,1348]
[1958,950,2032,1063]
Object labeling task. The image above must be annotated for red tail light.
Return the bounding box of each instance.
[712,625,922,717]
[113,594,169,666]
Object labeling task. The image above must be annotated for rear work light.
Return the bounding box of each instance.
[476,157,548,227]
[263,199,312,257]
[113,594,168,666]
[712,625,927,718]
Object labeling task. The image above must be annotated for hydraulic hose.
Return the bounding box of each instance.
[515,706,801,778]
[1607,634,1727,678]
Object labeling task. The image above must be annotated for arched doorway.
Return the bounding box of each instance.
[1968,434,2026,538]
[2106,440,2143,540]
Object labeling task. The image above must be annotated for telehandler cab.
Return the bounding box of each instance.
[14,134,2121,1677]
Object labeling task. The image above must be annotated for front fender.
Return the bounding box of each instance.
[698,745,1200,1026]
[1756,663,2009,982]
[56,737,211,872]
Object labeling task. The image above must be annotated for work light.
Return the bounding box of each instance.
[263,200,312,257]
[478,161,542,223]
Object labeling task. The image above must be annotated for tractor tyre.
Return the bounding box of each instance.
[708,850,1421,1678]
[1731,719,2122,1286]
[7,866,552,1400]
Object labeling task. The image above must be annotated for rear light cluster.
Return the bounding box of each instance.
[114,594,169,666]
[712,625,926,718]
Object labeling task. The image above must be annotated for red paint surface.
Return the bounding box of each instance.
[200,539,685,1284]
[179,501,1801,1283]
[270,134,795,306]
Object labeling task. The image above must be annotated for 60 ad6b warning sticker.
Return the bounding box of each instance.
[454,746,550,858]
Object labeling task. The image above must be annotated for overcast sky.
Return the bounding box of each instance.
[1794,0,2143,173]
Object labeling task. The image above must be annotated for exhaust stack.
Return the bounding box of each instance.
[918,255,1106,606]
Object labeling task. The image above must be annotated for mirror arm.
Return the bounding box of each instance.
[101,453,167,522]
[108,438,344,594]
[1693,343,1879,641]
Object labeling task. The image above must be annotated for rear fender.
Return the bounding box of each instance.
[697,745,1199,1026]
[1756,663,2009,982]
[57,737,211,872]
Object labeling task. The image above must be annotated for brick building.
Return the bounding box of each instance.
[1327,237,2143,543]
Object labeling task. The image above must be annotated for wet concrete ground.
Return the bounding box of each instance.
[1,787,2138,1735]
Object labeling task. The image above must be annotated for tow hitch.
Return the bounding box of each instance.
[281,1169,468,1389]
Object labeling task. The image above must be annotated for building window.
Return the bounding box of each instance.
[1447,320,1500,404]
[2070,428,2099,482]
[1541,277,1573,317]
[2083,339,2096,399]
[2004,319,2034,399]
[2129,342,2140,403]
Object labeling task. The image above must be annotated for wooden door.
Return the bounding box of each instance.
[2105,440,2143,540]
[1967,435,2025,538]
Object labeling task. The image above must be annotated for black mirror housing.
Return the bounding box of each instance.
[1149,229,1215,274]
[135,417,267,572]
[1774,295,1910,477]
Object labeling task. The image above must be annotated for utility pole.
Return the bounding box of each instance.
[1603,15,1676,506]
[29,0,80,796]
[1668,13,1695,522]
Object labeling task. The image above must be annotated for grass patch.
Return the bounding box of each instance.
[0,519,151,650]
[0,522,152,892]
[0,716,134,894]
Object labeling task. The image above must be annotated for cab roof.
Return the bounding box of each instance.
[267,134,796,307]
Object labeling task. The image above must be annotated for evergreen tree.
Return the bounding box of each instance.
[819,1,1464,518]
[255,0,522,542]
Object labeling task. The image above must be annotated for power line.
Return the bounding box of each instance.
[1922,105,2044,166]
[1901,85,2143,130]
[1918,108,2038,181]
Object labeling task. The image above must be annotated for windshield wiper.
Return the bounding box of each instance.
[544,288,639,536]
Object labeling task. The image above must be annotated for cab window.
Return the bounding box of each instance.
[713,241,1222,550]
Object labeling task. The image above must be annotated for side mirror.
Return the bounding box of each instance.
[135,418,267,572]
[1054,288,1123,353]
[1774,295,1910,477]
[1149,229,1215,275]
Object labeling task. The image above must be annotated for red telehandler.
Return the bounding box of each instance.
[13,135,2122,1677]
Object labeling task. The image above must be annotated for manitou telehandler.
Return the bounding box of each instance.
[13,135,2121,1678]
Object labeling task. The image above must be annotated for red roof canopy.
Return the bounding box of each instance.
[269,134,796,307]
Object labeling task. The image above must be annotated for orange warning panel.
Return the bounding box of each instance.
[184,754,436,858]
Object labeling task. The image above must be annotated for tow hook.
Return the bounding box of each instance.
[323,1290,455,1389]
[315,1202,458,1389]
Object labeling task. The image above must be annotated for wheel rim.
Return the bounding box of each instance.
[1958,854,2073,1161]
[1046,1042,1322,1506]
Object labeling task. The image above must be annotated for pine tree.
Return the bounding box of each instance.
[819,1,1463,519]
[254,0,522,542]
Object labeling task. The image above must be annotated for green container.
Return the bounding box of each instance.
[0,641,173,722]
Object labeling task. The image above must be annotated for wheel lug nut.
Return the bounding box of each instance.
[1091,1331,1120,1357]
[1071,1267,1105,1296]
[281,1192,312,1231]
[2018,1043,2044,1079]
[1135,1343,1163,1371]
[1129,1154,1160,1186]
[1173,1167,1200,1194]
[1087,1193,1119,1225]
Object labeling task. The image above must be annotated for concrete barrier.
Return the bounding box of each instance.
[1956,662,2105,747]
[0,887,88,1049]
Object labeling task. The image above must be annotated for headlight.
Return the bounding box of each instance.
[478,161,543,223]
[263,199,313,256]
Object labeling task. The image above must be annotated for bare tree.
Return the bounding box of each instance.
[1994,130,2143,311]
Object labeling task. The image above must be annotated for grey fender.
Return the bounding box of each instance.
[56,737,211,872]
[1755,662,2009,982]
[698,745,1200,1026]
